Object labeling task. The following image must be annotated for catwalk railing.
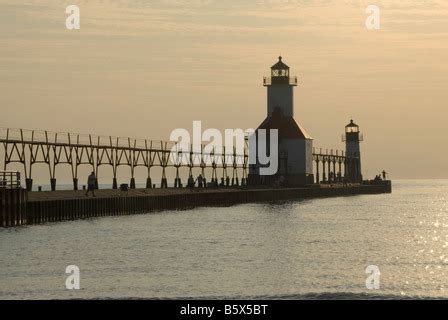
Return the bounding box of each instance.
[0,128,249,191]
[0,171,26,227]
[263,76,298,86]
[312,147,360,184]
[1,128,360,191]
[0,171,21,189]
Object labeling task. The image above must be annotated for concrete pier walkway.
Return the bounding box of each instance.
[27,183,372,202]
[2,182,391,227]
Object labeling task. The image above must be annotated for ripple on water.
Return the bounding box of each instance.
[1,180,447,299]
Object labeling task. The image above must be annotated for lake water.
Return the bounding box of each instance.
[1,180,447,299]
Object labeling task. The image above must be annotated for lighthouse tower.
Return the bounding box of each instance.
[265,56,295,117]
[344,120,363,182]
[249,57,314,186]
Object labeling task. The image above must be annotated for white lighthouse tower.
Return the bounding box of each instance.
[249,57,314,186]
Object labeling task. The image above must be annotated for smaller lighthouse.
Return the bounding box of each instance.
[344,120,363,182]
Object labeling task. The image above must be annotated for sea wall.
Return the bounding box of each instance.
[0,188,28,227]
[2,182,391,227]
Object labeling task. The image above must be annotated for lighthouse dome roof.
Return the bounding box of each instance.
[346,119,359,127]
[271,56,290,70]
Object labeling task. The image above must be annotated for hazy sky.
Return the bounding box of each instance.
[1,0,448,181]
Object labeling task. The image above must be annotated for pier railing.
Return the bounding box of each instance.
[263,76,298,86]
[0,171,21,189]
[1,128,361,191]
[0,128,249,191]
[311,147,360,184]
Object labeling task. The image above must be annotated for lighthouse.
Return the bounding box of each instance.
[344,120,363,182]
[248,57,314,186]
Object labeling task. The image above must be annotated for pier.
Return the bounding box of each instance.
[0,125,391,228]
[2,182,391,227]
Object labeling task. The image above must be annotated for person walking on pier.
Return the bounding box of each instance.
[188,175,195,191]
[196,174,204,188]
[86,171,96,197]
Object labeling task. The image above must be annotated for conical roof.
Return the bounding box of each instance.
[346,119,359,127]
[271,56,289,70]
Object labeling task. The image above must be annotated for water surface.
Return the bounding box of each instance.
[1,180,447,299]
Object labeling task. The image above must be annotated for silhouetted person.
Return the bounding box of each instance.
[226,176,230,187]
[382,170,387,180]
[197,174,204,188]
[374,175,382,183]
[188,175,195,191]
[85,171,96,197]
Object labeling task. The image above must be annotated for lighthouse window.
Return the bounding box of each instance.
[346,127,359,133]
[272,69,289,77]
